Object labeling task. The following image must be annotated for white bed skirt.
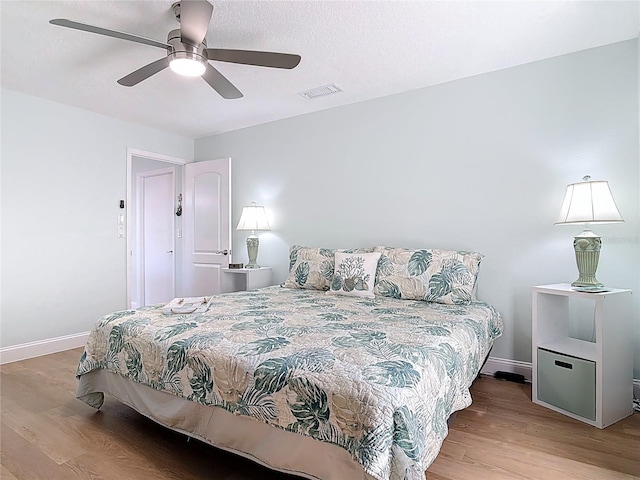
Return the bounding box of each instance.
[77,370,377,480]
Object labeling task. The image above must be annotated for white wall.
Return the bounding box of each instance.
[1,40,637,377]
[195,40,640,377]
[0,88,193,347]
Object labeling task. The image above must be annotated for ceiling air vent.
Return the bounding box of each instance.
[298,83,343,100]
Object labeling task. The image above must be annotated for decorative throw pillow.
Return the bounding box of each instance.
[284,245,377,291]
[284,246,336,291]
[373,247,483,304]
[328,252,381,298]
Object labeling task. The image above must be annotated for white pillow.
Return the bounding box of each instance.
[327,252,381,298]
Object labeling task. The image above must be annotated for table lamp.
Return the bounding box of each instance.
[236,202,271,268]
[555,175,624,291]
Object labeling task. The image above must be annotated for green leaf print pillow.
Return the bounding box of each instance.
[284,246,336,290]
[284,245,378,291]
[373,247,483,304]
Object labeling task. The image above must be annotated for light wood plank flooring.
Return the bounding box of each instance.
[1,348,638,479]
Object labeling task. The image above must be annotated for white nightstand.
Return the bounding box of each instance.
[532,283,633,428]
[221,267,273,293]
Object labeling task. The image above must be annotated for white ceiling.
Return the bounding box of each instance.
[1,1,638,139]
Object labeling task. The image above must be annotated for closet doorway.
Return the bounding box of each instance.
[127,149,185,308]
[126,149,231,308]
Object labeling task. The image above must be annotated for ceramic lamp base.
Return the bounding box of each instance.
[571,230,603,290]
[245,235,260,269]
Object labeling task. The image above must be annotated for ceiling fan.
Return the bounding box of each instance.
[49,0,301,99]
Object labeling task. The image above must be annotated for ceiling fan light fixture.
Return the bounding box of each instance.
[170,58,206,77]
[167,28,207,78]
[169,52,207,77]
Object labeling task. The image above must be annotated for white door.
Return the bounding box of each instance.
[139,169,175,305]
[181,158,231,297]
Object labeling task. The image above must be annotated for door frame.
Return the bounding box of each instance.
[126,148,188,308]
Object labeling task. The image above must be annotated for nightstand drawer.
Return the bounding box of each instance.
[537,348,595,421]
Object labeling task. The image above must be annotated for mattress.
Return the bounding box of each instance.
[77,286,503,480]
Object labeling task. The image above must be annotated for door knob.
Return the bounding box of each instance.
[166,250,174,254]
[213,249,229,255]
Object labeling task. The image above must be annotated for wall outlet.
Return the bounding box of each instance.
[117,225,125,238]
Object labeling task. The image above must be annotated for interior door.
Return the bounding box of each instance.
[181,158,231,296]
[139,169,175,305]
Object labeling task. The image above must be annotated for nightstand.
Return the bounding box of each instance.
[221,267,273,293]
[532,283,633,428]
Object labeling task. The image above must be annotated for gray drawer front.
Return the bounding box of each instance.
[537,348,596,420]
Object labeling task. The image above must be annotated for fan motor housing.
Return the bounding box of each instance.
[167,29,208,64]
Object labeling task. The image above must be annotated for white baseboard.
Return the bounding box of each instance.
[0,331,89,365]
[480,356,533,382]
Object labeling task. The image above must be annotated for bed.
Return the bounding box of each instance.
[76,246,503,480]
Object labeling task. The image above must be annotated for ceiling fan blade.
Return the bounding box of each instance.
[50,19,169,50]
[205,49,301,69]
[179,0,213,46]
[202,64,243,99]
[118,57,170,87]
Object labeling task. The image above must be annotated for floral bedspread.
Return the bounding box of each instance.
[77,286,502,480]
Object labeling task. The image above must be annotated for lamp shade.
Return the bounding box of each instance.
[236,202,271,232]
[555,176,624,225]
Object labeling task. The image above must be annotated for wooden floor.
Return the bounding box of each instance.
[1,348,638,480]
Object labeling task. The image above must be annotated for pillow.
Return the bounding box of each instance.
[327,251,381,298]
[373,247,483,304]
[284,246,336,291]
[284,245,377,291]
